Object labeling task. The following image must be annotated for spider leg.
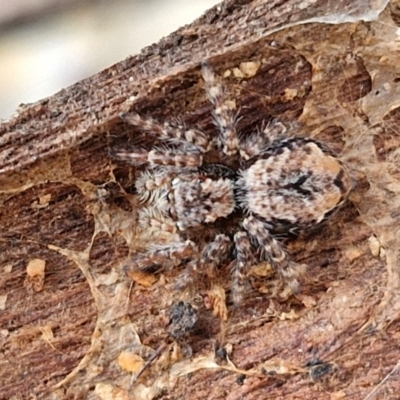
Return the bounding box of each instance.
[176,234,232,289]
[239,120,288,160]
[201,233,232,267]
[110,144,203,168]
[120,112,211,151]
[231,231,255,305]
[201,62,239,156]
[242,216,302,293]
[126,240,197,272]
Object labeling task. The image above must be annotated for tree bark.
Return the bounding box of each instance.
[2,0,400,399]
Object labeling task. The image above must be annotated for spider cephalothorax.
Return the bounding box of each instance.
[111,62,352,304]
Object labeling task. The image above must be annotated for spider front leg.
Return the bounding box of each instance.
[202,62,239,156]
[120,112,211,151]
[242,216,302,293]
[110,144,203,168]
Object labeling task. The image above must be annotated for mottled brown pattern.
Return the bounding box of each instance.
[239,138,351,232]
[112,64,351,306]
[3,1,400,399]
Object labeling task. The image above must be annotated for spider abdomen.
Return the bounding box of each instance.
[238,138,351,230]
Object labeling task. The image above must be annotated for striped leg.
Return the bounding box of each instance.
[239,120,287,160]
[110,145,203,168]
[231,231,255,305]
[201,62,239,156]
[242,216,301,293]
[175,234,232,289]
[120,112,211,151]
[127,240,197,272]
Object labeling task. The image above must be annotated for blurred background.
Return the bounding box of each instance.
[0,0,220,120]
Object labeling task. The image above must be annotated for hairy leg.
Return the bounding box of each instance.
[110,144,203,168]
[126,240,197,273]
[175,234,232,289]
[201,62,239,156]
[120,112,211,151]
[239,120,288,160]
[242,216,302,293]
[231,231,255,305]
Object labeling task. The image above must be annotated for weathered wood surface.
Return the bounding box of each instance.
[2,0,400,398]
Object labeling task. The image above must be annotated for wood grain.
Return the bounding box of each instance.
[2,1,400,399]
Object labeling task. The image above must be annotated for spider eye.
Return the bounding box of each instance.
[294,175,307,186]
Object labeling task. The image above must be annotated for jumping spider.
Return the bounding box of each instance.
[112,62,352,304]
